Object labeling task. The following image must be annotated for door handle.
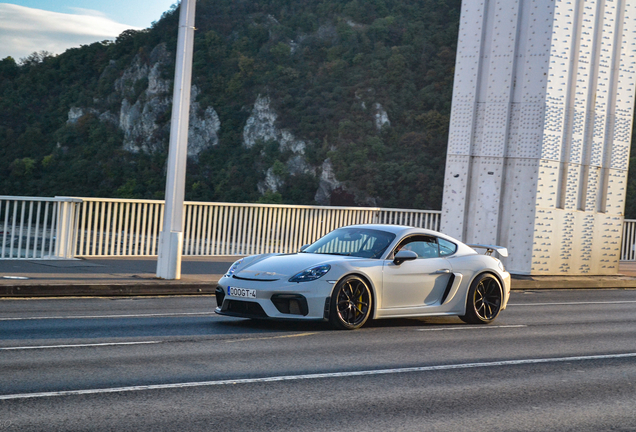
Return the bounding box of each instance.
[434,269,451,274]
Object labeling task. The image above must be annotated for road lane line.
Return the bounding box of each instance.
[2,352,636,401]
[225,332,317,343]
[0,312,217,321]
[0,341,161,351]
[416,325,527,331]
[509,300,636,307]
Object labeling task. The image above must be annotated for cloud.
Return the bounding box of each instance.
[67,7,111,19]
[0,3,140,60]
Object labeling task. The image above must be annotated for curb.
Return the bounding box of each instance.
[2,277,636,298]
[0,282,218,297]
[511,276,636,290]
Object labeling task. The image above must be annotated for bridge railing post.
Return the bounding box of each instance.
[54,197,82,259]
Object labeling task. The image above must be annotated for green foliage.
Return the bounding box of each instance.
[270,42,291,61]
[0,57,18,80]
[258,191,283,204]
[115,179,139,198]
[279,173,320,203]
[10,157,36,177]
[271,159,287,177]
[41,154,54,168]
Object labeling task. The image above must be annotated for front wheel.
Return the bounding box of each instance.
[329,276,372,330]
[459,273,503,324]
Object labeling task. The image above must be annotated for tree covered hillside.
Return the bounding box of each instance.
[0,0,458,210]
[2,0,636,217]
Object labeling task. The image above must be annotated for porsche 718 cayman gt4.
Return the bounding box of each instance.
[215,224,511,330]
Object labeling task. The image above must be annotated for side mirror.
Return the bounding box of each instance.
[393,250,418,265]
[299,244,309,252]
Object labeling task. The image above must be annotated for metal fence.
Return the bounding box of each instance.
[0,196,442,259]
[73,198,441,257]
[5,195,636,261]
[0,196,81,259]
[74,198,164,257]
[622,219,636,261]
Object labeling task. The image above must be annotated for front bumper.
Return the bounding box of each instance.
[214,276,332,320]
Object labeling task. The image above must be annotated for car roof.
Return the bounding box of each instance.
[343,224,444,238]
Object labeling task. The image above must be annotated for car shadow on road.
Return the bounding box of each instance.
[214,318,332,332]
[213,315,467,333]
[366,316,466,328]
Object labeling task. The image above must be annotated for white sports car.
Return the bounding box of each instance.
[215,224,511,330]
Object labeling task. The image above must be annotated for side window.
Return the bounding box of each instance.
[395,236,439,259]
[438,238,457,257]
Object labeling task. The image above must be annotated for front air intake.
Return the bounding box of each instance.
[215,286,226,307]
[223,300,268,318]
[271,294,309,316]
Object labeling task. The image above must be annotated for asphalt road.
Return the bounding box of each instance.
[1,289,636,431]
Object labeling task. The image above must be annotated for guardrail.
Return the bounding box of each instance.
[622,219,636,261]
[0,196,441,259]
[0,196,81,259]
[73,198,441,257]
[5,196,636,261]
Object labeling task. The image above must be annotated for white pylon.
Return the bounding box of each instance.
[156,0,196,280]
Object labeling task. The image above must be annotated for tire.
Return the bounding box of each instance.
[329,275,372,330]
[459,273,503,324]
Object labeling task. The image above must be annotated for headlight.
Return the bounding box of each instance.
[225,259,244,277]
[289,265,331,282]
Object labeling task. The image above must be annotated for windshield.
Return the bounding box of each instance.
[304,227,396,259]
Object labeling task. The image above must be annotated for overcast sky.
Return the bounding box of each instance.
[0,1,177,60]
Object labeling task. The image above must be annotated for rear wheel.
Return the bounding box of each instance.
[329,276,372,330]
[459,273,502,324]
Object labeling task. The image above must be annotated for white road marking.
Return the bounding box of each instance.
[0,341,161,351]
[1,352,635,401]
[508,300,636,307]
[225,332,317,343]
[0,312,217,321]
[416,325,527,331]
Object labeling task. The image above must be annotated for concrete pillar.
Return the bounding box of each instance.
[442,0,636,275]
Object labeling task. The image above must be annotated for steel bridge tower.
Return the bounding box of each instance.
[442,0,636,274]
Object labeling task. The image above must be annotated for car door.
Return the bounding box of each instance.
[381,235,452,308]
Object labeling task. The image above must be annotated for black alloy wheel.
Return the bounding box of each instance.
[459,273,503,324]
[329,275,372,330]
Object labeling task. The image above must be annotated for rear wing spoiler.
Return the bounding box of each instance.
[467,244,508,258]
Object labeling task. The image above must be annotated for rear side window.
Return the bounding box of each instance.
[438,238,457,256]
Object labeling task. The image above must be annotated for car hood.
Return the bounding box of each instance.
[234,253,346,281]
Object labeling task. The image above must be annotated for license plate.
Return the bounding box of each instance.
[228,287,256,299]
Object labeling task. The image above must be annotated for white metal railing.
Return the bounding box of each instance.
[0,196,81,259]
[622,219,636,261]
[71,198,441,257]
[74,198,164,257]
[5,195,636,261]
[3,196,444,259]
